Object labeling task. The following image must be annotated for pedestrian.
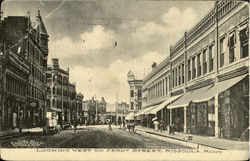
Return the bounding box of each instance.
[73,119,77,133]
[159,120,163,132]
[153,120,159,131]
[19,112,23,133]
[169,123,175,135]
[118,119,122,129]
[108,120,112,131]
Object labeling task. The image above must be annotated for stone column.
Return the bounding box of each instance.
[214,94,219,138]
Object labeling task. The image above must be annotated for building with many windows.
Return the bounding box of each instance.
[115,102,129,124]
[0,10,49,129]
[136,1,249,140]
[83,97,107,124]
[127,71,142,112]
[47,58,77,126]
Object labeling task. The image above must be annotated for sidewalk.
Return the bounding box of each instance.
[136,126,249,150]
[0,127,43,140]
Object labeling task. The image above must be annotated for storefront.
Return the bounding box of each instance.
[168,74,249,140]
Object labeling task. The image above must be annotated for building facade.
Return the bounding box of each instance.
[83,97,107,124]
[137,1,249,140]
[127,71,142,112]
[47,58,77,126]
[115,102,129,124]
[76,93,84,124]
[0,11,49,129]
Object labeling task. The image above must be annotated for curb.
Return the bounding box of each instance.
[136,129,224,150]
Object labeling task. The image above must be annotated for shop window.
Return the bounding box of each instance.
[242,77,249,96]
[220,37,226,68]
[130,90,134,97]
[192,56,196,79]
[240,27,249,58]
[209,45,214,72]
[188,60,191,81]
[228,33,236,63]
[197,53,201,77]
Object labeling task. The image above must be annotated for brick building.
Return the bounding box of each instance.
[136,2,249,140]
[46,58,77,126]
[0,10,49,129]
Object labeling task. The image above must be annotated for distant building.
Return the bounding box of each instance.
[76,93,84,124]
[46,58,77,126]
[127,71,142,112]
[84,97,107,124]
[115,102,129,124]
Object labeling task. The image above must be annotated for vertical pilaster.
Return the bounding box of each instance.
[184,106,187,133]
[214,94,219,138]
[184,32,187,92]
[215,1,219,75]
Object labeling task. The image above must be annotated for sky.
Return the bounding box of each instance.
[2,0,214,103]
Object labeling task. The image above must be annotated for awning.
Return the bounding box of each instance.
[147,94,183,114]
[144,105,160,115]
[48,107,61,112]
[134,107,151,116]
[192,74,248,103]
[125,112,135,120]
[168,85,212,109]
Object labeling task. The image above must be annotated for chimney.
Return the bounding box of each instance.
[52,58,59,68]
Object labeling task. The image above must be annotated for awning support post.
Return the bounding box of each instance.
[170,109,172,126]
[215,94,219,138]
[184,106,187,133]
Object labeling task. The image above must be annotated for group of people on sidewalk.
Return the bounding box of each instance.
[153,118,175,135]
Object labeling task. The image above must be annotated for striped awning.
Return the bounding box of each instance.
[147,94,183,114]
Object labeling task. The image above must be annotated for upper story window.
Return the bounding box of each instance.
[175,68,178,87]
[138,89,142,97]
[203,49,207,74]
[178,66,181,85]
[130,90,134,97]
[172,70,175,88]
[220,37,226,68]
[165,77,168,94]
[131,102,134,110]
[192,56,196,79]
[240,27,249,58]
[209,44,214,72]
[182,64,184,84]
[138,102,141,110]
[228,32,236,63]
[188,59,191,81]
[197,53,201,77]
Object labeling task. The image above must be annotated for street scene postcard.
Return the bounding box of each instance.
[0,0,249,160]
